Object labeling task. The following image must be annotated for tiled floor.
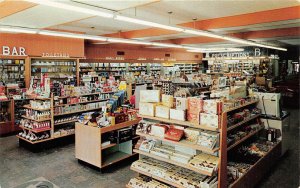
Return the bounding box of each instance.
[0,109,299,188]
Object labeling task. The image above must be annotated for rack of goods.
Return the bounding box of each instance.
[79,62,126,82]
[127,88,280,188]
[17,95,54,143]
[30,58,78,84]
[0,58,26,88]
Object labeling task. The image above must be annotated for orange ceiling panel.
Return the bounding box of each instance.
[0,0,36,19]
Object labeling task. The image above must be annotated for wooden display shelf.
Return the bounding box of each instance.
[227,127,264,151]
[133,149,214,176]
[227,114,261,131]
[16,135,53,144]
[224,100,259,113]
[54,107,102,116]
[139,115,219,131]
[229,142,282,188]
[55,99,109,107]
[130,167,184,188]
[57,92,101,99]
[54,119,78,126]
[137,132,218,154]
[23,105,51,111]
[21,115,51,122]
[101,143,117,150]
[57,91,114,99]
[19,126,51,133]
[102,152,138,168]
[100,118,141,134]
[27,97,51,100]
[17,133,75,144]
[75,122,139,169]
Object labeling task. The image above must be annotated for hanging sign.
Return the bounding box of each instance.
[205,48,267,59]
[1,46,26,56]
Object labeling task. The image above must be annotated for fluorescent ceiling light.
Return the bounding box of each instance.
[187,48,244,53]
[115,15,184,32]
[107,38,152,45]
[24,0,114,18]
[184,29,224,39]
[0,27,37,34]
[151,42,183,48]
[39,31,107,41]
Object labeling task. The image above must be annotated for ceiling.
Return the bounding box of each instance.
[0,0,299,49]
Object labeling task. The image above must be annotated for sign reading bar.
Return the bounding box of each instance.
[1,46,26,56]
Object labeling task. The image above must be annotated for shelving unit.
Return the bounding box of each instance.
[0,58,26,88]
[139,115,219,131]
[30,57,78,85]
[75,118,141,169]
[129,99,275,188]
[17,92,110,144]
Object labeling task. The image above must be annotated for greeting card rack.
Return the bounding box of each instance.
[127,100,282,188]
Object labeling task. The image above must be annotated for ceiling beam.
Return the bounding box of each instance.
[103,6,300,39]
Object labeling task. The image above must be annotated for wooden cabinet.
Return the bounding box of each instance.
[75,118,140,169]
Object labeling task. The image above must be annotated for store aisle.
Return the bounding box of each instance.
[0,109,299,188]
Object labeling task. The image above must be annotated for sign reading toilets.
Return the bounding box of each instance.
[1,46,27,56]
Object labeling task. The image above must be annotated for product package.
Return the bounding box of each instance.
[200,113,220,128]
[150,124,168,138]
[139,102,157,116]
[162,94,174,108]
[170,109,186,121]
[187,97,203,113]
[203,99,223,114]
[155,105,170,119]
[165,127,184,141]
[140,90,160,103]
[175,97,188,110]
[184,128,200,143]
[139,139,156,152]
[187,111,200,124]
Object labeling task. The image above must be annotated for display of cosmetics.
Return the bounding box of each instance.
[54,102,106,115]
[227,123,264,147]
[54,115,79,124]
[128,176,172,188]
[131,158,218,188]
[31,61,75,66]
[29,100,51,109]
[18,130,50,142]
[25,109,51,120]
[20,119,50,130]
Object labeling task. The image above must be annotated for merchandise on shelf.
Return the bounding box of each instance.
[0,59,25,87]
[25,109,51,120]
[18,130,50,142]
[130,158,218,188]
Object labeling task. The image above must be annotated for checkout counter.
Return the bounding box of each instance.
[254,92,290,156]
